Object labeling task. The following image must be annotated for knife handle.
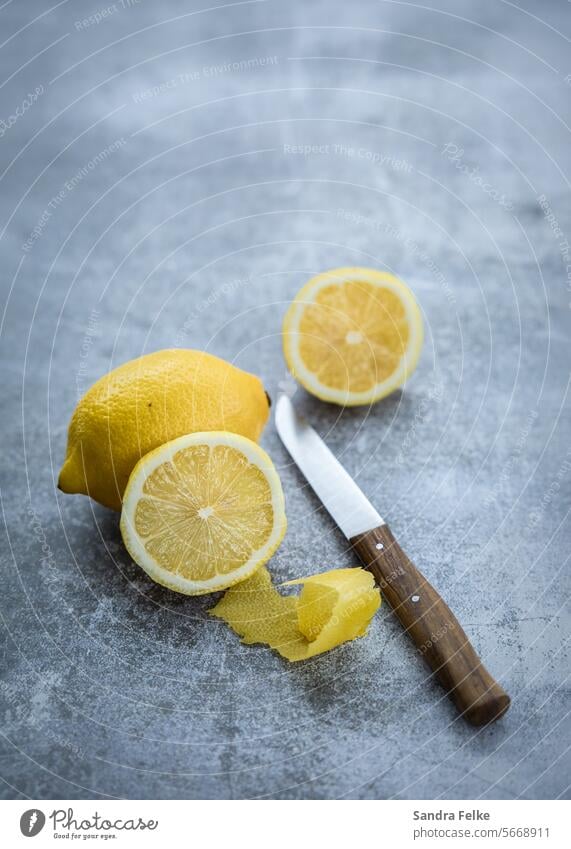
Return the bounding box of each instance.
[350,524,510,725]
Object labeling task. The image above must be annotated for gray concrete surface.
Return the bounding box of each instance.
[1,0,570,799]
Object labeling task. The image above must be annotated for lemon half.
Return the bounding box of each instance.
[283,267,423,405]
[120,432,286,595]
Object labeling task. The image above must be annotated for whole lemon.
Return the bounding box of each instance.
[58,349,270,511]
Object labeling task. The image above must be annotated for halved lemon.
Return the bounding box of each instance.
[120,432,287,595]
[283,267,423,405]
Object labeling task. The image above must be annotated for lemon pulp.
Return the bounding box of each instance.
[283,267,423,405]
[120,432,287,595]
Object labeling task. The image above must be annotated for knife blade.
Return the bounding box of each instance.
[274,394,384,538]
[275,393,510,726]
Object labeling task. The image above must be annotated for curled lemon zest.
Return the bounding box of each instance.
[209,566,381,661]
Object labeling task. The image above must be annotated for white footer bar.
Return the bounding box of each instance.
[0,799,567,848]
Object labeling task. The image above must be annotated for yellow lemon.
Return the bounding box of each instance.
[120,432,286,595]
[58,349,270,511]
[283,267,423,405]
[210,566,380,660]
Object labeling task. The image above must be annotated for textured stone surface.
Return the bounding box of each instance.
[1,0,570,799]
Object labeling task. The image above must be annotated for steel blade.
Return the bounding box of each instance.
[275,394,384,539]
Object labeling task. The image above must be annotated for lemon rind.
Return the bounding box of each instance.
[120,431,287,595]
[283,267,424,406]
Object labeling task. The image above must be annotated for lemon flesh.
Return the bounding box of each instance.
[283,267,423,405]
[210,566,381,661]
[120,432,287,595]
[58,349,270,511]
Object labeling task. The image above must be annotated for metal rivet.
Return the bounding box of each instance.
[375,543,384,550]
[411,595,420,603]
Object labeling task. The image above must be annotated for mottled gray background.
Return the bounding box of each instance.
[1,0,570,800]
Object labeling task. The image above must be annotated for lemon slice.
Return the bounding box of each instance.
[120,432,287,595]
[283,266,423,405]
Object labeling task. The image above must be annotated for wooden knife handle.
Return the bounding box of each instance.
[350,524,510,725]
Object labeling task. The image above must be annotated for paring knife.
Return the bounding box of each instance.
[275,394,510,726]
